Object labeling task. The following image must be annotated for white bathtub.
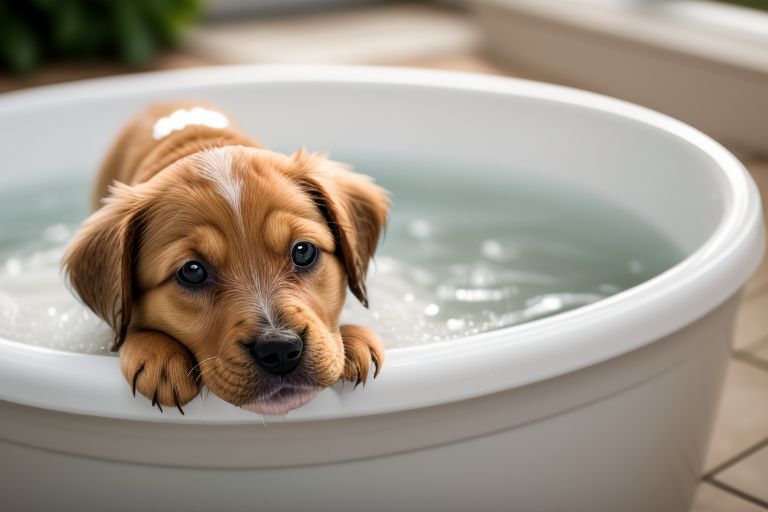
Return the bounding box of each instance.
[0,66,762,512]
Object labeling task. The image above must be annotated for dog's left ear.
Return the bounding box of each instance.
[62,183,146,350]
[292,151,389,307]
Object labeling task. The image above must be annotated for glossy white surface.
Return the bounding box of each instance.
[0,66,762,423]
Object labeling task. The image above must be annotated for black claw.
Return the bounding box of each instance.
[151,389,163,412]
[372,357,380,378]
[173,389,185,415]
[132,364,145,397]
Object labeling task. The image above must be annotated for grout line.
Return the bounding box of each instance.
[745,280,768,300]
[734,351,768,373]
[702,436,768,480]
[705,478,768,510]
[740,334,768,354]
[733,330,768,354]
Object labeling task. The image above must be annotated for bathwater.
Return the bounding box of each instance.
[0,159,684,354]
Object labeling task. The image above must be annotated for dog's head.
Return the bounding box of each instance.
[64,147,388,413]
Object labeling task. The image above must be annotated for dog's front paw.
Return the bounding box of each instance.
[119,330,200,414]
[340,324,385,387]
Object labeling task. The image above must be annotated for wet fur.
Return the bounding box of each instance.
[63,103,389,412]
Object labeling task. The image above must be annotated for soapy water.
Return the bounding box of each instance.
[0,159,684,354]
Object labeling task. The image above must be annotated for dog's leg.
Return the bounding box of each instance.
[340,324,385,387]
[119,330,200,413]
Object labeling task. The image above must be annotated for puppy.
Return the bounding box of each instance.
[63,103,388,415]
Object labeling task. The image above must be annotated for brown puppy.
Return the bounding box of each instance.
[63,104,388,415]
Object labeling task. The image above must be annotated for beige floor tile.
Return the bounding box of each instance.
[745,255,768,298]
[755,343,768,364]
[743,160,768,296]
[733,290,768,350]
[745,160,768,197]
[704,360,768,471]
[392,52,510,76]
[734,292,768,351]
[716,444,768,506]
[184,4,480,65]
[690,482,767,512]
[735,160,768,348]
[0,52,212,94]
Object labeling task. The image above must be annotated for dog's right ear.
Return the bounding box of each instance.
[62,183,145,351]
[290,151,389,308]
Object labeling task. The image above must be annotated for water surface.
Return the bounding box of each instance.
[0,160,685,354]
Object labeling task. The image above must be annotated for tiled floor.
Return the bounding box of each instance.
[702,158,768,510]
[1,2,766,509]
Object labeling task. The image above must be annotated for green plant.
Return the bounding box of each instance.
[0,0,203,74]
[718,0,768,11]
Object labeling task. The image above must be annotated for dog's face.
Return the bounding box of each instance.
[64,147,388,413]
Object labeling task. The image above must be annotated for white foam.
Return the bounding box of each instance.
[0,246,113,354]
[0,163,684,355]
[152,107,229,140]
[340,255,612,349]
[0,243,614,355]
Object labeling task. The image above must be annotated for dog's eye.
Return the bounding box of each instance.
[291,241,318,268]
[177,260,209,287]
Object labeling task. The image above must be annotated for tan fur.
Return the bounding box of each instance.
[340,324,385,386]
[119,330,199,413]
[63,103,389,411]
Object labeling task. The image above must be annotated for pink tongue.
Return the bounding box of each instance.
[242,388,320,416]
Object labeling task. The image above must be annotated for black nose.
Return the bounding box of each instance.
[248,331,303,376]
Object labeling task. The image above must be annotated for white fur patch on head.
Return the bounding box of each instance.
[153,107,229,140]
[192,147,243,221]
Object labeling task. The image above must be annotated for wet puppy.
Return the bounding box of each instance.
[63,103,388,415]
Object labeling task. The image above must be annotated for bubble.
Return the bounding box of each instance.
[0,245,113,355]
[374,256,397,274]
[43,224,70,243]
[424,304,440,316]
[407,219,432,239]
[410,268,434,285]
[5,258,21,276]
[481,239,504,260]
[455,288,508,302]
[599,283,622,294]
[469,266,495,287]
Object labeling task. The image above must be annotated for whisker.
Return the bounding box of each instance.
[188,356,219,377]
[195,367,216,385]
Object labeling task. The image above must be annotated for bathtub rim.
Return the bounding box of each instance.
[0,65,762,423]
